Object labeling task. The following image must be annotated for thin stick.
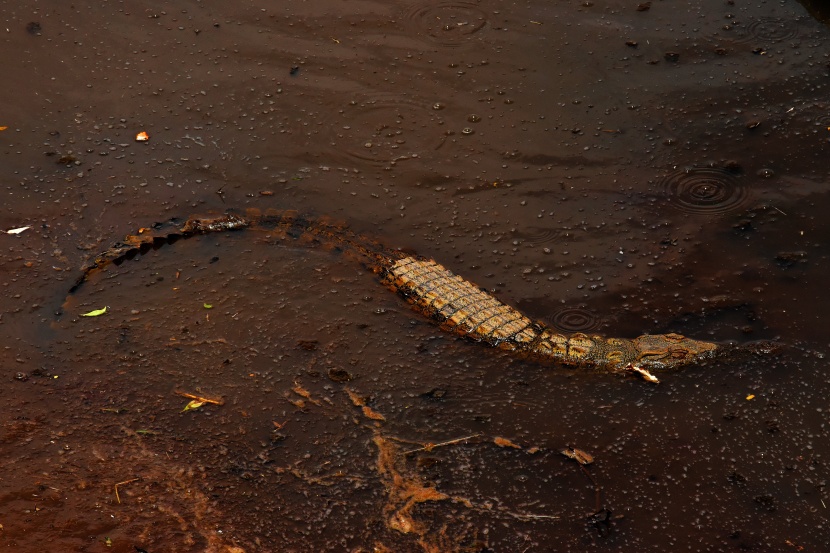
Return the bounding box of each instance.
[165,338,228,347]
[469,498,561,521]
[579,465,603,513]
[114,477,140,504]
[174,391,223,405]
[403,434,481,455]
[772,206,787,215]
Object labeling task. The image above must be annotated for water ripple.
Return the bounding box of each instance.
[404,1,488,46]
[658,166,749,215]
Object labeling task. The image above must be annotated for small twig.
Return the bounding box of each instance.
[469,497,561,521]
[114,477,140,504]
[403,434,481,455]
[174,391,223,405]
[505,511,560,521]
[772,206,787,215]
[165,338,228,347]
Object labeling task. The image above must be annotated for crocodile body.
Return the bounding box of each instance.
[67,209,718,372]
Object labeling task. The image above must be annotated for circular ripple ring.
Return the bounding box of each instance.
[550,307,600,333]
[659,167,749,215]
[405,2,488,46]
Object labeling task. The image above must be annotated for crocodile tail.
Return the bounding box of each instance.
[246,208,407,270]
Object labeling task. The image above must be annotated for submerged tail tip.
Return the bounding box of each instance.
[180,213,250,234]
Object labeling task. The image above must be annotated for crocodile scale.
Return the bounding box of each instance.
[65,210,718,372]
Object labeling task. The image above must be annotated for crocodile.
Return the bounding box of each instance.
[65,208,718,373]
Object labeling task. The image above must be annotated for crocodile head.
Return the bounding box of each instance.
[632,333,718,369]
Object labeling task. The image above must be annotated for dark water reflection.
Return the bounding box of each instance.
[1,0,829,551]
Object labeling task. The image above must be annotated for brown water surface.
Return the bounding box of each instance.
[2,0,829,551]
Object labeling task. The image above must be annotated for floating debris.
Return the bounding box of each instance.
[560,446,594,466]
[177,391,223,413]
[493,436,522,449]
[181,400,205,412]
[113,477,140,504]
[362,406,386,421]
[625,363,660,384]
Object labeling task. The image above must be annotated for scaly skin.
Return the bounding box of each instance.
[383,256,717,371]
[66,211,718,372]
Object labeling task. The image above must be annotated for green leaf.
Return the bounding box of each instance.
[203,303,213,309]
[81,306,108,317]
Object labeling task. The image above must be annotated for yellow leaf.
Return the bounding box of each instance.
[746,394,755,401]
[182,400,205,412]
[81,306,108,317]
[0,126,7,131]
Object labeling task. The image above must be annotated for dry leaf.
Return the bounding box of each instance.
[494,436,522,449]
[561,447,594,465]
[362,405,386,421]
[6,226,30,235]
[346,388,366,407]
[136,131,149,141]
[746,394,755,400]
[292,382,321,405]
[292,383,312,399]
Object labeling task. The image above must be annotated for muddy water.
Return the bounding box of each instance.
[1,0,829,551]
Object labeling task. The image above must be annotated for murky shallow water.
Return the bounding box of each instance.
[2,0,829,551]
